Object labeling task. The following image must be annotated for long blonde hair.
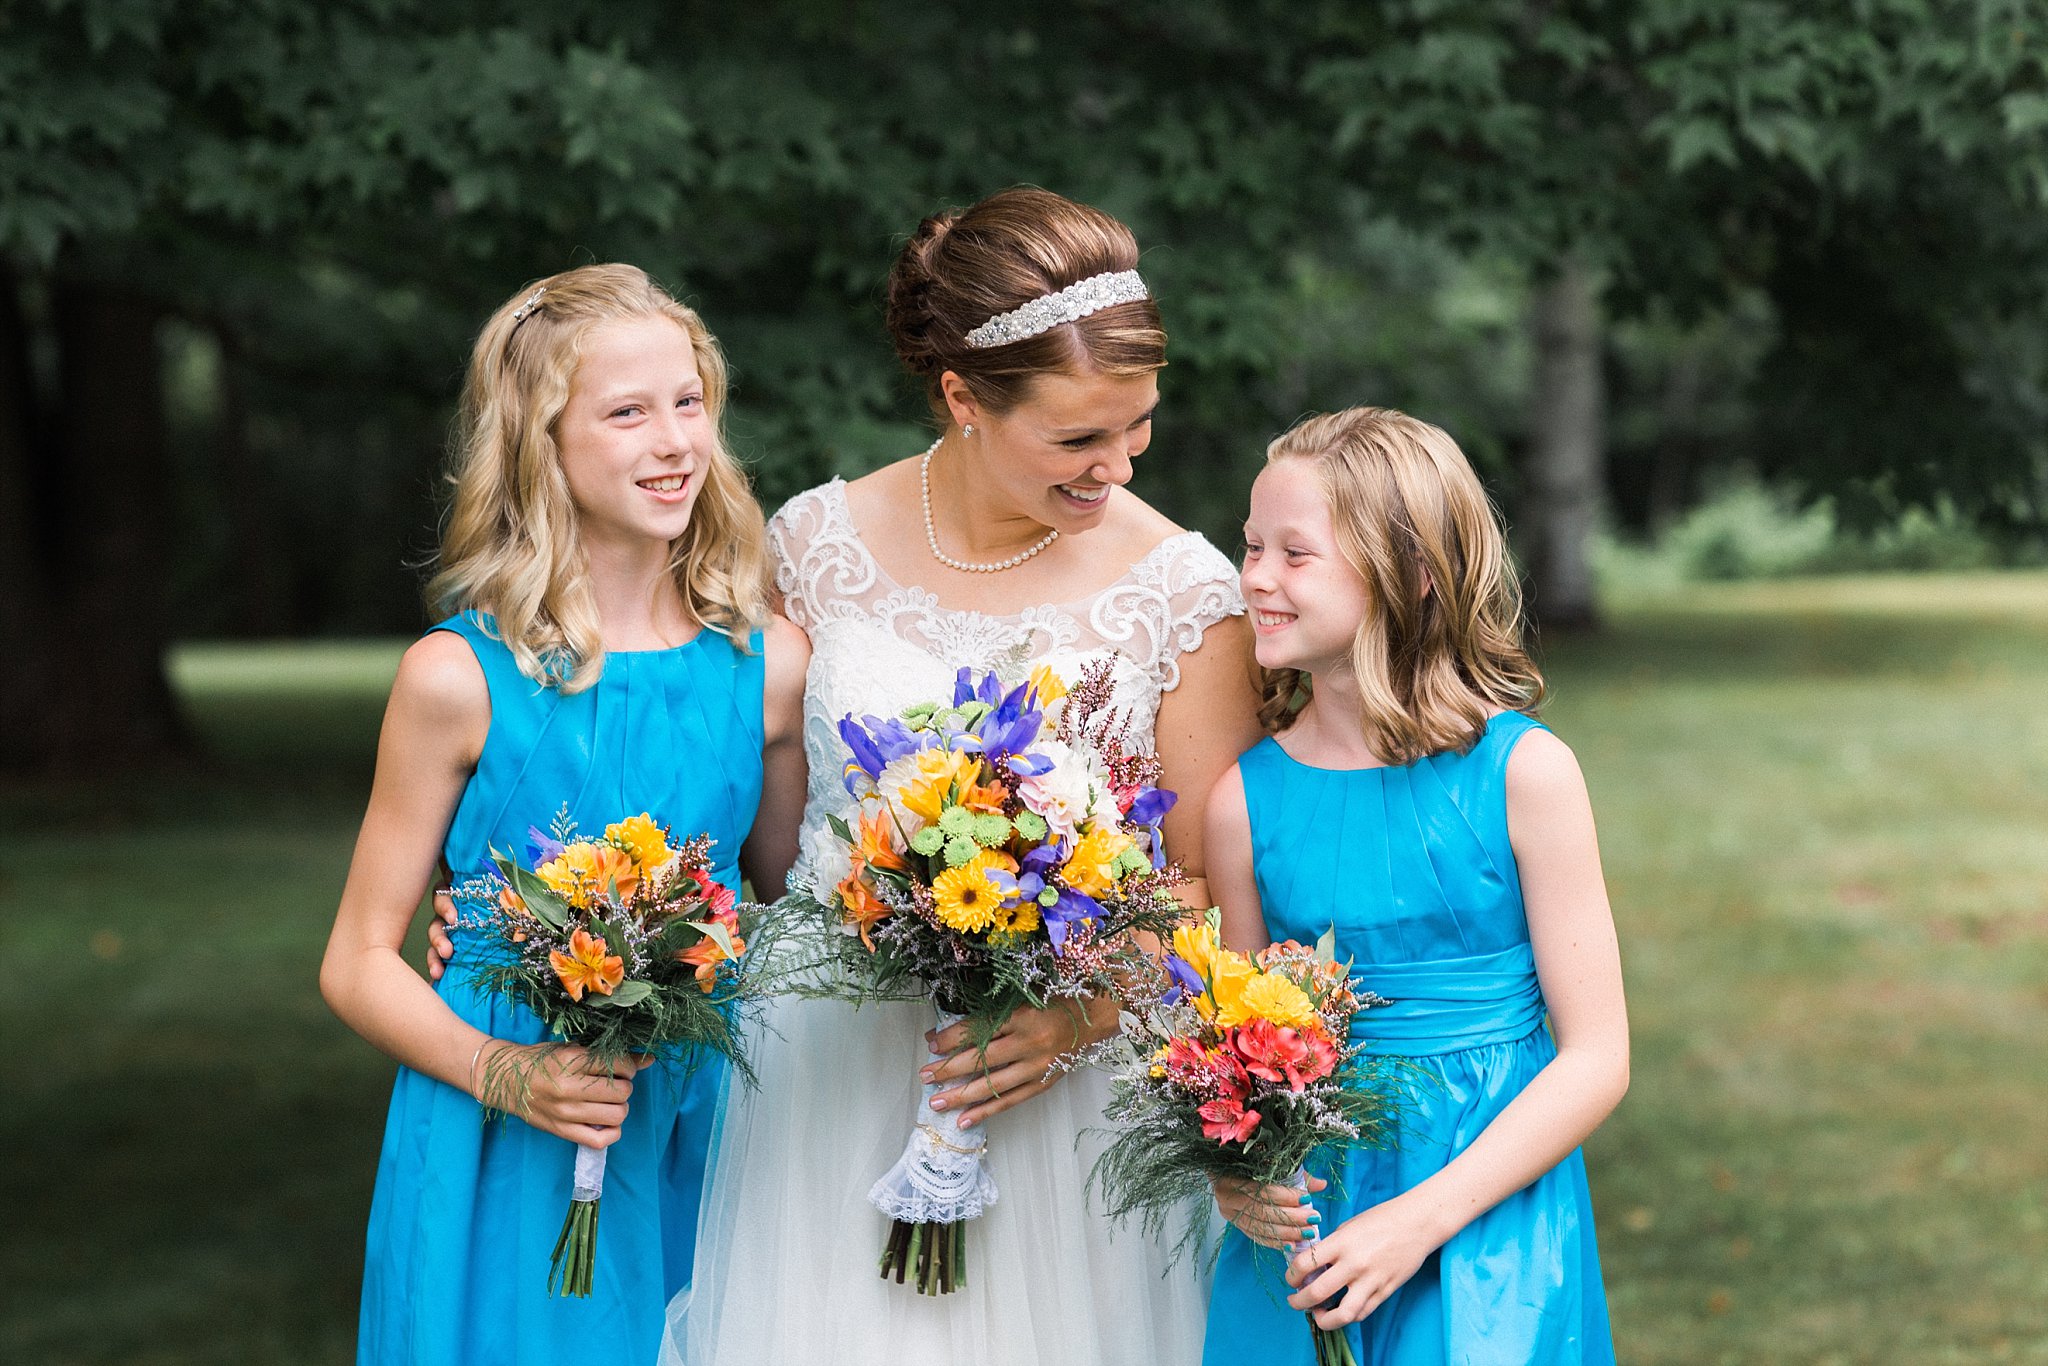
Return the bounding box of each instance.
[428,265,770,691]
[1258,407,1545,763]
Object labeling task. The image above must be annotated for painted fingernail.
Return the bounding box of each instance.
[920,1069,936,1082]
[930,1096,947,1111]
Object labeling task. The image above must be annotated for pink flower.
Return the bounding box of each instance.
[1231,1019,1338,1092]
[1199,1096,1262,1145]
[687,864,738,917]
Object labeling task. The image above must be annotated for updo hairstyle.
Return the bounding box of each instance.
[884,187,1166,421]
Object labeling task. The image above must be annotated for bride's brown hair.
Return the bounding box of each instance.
[884,187,1165,419]
[1257,408,1546,762]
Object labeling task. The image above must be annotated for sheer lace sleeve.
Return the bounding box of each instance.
[767,481,872,634]
[1089,533,1245,692]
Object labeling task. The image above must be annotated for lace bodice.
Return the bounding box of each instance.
[770,479,1244,891]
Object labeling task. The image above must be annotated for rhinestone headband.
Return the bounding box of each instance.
[963,270,1149,349]
[510,287,546,327]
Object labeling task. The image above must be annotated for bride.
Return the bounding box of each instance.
[666,187,1262,1363]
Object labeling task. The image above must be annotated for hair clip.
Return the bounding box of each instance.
[510,287,547,327]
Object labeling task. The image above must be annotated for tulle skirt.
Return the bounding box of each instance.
[663,992,1208,1364]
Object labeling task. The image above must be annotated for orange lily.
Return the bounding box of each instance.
[550,928,625,1001]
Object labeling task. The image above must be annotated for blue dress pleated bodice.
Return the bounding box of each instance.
[1203,712,1615,1366]
[358,612,764,1366]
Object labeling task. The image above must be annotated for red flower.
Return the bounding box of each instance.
[1231,1018,1338,1092]
[1199,1096,1262,1145]
[687,864,738,917]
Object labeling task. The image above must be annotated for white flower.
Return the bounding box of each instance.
[1016,737,1113,845]
[803,821,854,899]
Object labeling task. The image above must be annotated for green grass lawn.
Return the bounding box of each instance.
[3,572,2045,1364]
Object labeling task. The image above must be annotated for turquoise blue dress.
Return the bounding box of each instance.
[356,612,764,1365]
[1203,713,1615,1366]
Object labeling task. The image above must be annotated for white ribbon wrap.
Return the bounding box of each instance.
[573,1141,607,1202]
[867,1008,999,1223]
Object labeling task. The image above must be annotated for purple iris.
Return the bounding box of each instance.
[950,668,1054,774]
[988,840,1063,917]
[1161,952,1205,1006]
[837,713,927,795]
[1041,888,1103,953]
[525,825,566,865]
[1125,786,1178,868]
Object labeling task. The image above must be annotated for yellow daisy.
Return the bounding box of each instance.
[604,813,673,872]
[931,849,1015,935]
[537,841,638,908]
[1231,971,1320,1030]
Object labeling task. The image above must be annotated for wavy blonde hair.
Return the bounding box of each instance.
[428,264,770,691]
[1258,407,1546,763]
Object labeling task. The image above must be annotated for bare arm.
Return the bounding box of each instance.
[738,615,810,902]
[1153,611,1264,910]
[1287,727,1630,1326]
[1205,762,1272,957]
[321,633,635,1147]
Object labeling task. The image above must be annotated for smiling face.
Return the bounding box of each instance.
[946,365,1159,535]
[554,315,710,554]
[1240,457,1373,678]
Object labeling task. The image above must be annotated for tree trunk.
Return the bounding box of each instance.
[31,280,189,768]
[1525,258,1605,630]
[0,268,56,768]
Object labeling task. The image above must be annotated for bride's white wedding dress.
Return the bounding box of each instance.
[662,480,1244,1364]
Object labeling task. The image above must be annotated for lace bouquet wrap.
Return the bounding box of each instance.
[451,812,761,1297]
[1088,913,1406,1366]
[786,660,1189,1294]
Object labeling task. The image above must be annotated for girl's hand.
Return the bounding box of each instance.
[475,1042,648,1149]
[922,996,1120,1128]
[425,891,459,981]
[1284,1195,1441,1329]
[1215,1172,1324,1250]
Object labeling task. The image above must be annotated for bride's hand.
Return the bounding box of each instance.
[922,995,1121,1129]
[425,890,458,981]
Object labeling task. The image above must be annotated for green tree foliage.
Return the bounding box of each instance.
[2,0,2043,764]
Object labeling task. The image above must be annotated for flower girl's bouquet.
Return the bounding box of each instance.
[1089,914,1403,1366]
[451,811,758,1297]
[789,660,1187,1294]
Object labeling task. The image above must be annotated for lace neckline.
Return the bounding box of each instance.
[815,477,1210,623]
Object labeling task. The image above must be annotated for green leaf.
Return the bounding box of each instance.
[691,916,738,960]
[827,811,853,841]
[1315,922,1339,965]
[506,864,571,932]
[591,979,653,1009]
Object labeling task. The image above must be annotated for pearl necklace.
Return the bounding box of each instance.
[919,438,1060,573]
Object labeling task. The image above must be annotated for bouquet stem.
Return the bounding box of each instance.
[878,1217,967,1294]
[549,1142,607,1297]
[1287,1168,1357,1366]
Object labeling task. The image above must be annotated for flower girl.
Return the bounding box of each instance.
[1202,407,1627,1365]
[320,265,807,1365]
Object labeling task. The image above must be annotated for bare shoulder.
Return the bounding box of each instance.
[1113,488,1189,556]
[1506,725,1583,789]
[1207,760,1248,824]
[394,631,488,716]
[386,631,490,765]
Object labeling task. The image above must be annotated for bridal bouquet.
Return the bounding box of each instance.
[791,660,1188,1294]
[451,810,756,1297]
[1090,914,1402,1366]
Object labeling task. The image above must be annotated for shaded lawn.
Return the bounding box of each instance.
[2,571,2044,1363]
